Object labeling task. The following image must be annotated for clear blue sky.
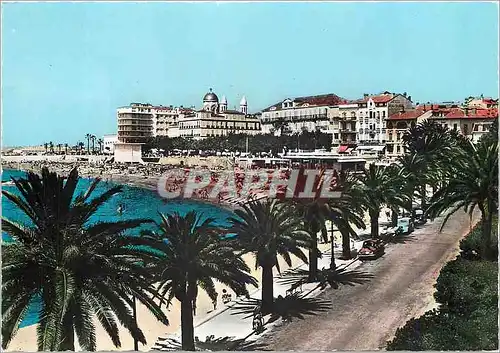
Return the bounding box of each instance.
[2,1,498,147]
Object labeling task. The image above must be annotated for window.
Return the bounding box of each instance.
[396,145,401,153]
[342,112,347,118]
[334,133,339,139]
[377,111,380,118]
[453,124,457,130]
[389,134,393,141]
[396,133,401,141]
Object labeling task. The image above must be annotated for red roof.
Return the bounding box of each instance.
[388,109,425,120]
[353,93,397,104]
[442,107,498,119]
[262,93,347,112]
[444,108,466,118]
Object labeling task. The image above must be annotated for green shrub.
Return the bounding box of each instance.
[387,223,498,351]
[387,307,498,351]
[434,259,498,315]
[460,216,498,260]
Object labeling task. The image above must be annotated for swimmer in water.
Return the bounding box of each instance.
[117,204,123,215]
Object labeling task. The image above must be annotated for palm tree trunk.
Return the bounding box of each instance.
[391,207,399,227]
[308,230,319,282]
[480,203,494,260]
[60,313,75,351]
[180,299,196,350]
[370,210,380,238]
[341,227,351,259]
[420,185,427,210]
[261,264,274,314]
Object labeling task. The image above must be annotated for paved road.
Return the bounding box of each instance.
[264,209,479,351]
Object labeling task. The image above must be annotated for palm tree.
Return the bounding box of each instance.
[229,198,312,314]
[149,212,257,351]
[384,164,408,226]
[97,138,104,154]
[64,143,69,155]
[354,164,406,239]
[78,141,85,154]
[427,139,498,260]
[48,141,54,154]
[43,142,48,154]
[402,120,457,207]
[2,167,169,351]
[91,135,97,154]
[85,134,92,154]
[290,168,331,282]
[326,170,366,260]
[397,153,427,220]
[57,143,63,154]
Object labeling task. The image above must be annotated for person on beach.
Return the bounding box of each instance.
[222,289,232,304]
[213,292,218,310]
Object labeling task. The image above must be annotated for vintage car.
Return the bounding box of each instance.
[397,217,414,234]
[413,208,427,226]
[358,239,385,260]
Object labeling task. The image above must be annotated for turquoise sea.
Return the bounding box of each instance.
[1,169,235,328]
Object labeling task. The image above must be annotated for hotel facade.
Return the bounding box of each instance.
[177,89,261,139]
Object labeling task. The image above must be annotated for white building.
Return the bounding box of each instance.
[260,93,346,135]
[354,92,413,144]
[103,134,118,154]
[177,89,261,139]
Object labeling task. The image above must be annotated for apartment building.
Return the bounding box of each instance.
[385,109,432,158]
[116,103,155,144]
[353,92,414,144]
[260,93,346,135]
[154,106,194,137]
[334,103,358,146]
[428,105,498,143]
[384,98,498,160]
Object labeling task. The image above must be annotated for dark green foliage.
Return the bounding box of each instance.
[386,222,498,351]
[143,131,332,155]
[459,217,498,260]
[434,259,498,315]
[1,167,168,351]
[146,212,257,350]
[387,307,498,351]
[229,199,312,313]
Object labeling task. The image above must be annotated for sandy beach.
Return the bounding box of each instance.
[6,245,335,352]
[3,157,366,351]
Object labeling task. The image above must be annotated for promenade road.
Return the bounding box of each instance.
[264,209,479,350]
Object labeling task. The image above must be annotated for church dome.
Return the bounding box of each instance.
[203,89,219,103]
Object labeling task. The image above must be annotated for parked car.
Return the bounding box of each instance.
[358,239,385,260]
[397,217,414,234]
[413,208,427,226]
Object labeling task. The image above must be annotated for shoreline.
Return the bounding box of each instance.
[4,163,337,352]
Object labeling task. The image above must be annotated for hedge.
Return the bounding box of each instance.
[386,218,498,351]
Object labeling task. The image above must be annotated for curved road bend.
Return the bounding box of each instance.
[264,209,480,351]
